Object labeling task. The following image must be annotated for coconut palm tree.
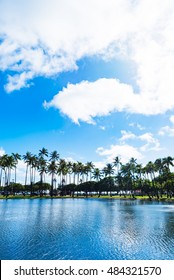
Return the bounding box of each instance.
[80,163,86,183]
[154,158,163,176]
[76,162,84,184]
[113,156,121,176]
[23,152,32,186]
[86,161,95,181]
[12,153,21,183]
[145,161,156,182]
[58,159,67,186]
[102,163,115,196]
[67,161,73,184]
[92,168,102,182]
[72,162,78,184]
[136,163,143,188]
[48,161,58,197]
[30,155,38,185]
[162,156,173,172]
[50,150,59,162]
[0,155,6,187]
[103,163,114,177]
[37,156,47,194]
[38,147,48,158]
[1,154,16,194]
[120,162,132,195]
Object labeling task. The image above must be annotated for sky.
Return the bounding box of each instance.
[1,0,174,182]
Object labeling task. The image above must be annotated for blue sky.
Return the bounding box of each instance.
[1,0,174,181]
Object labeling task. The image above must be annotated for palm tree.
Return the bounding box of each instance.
[162,156,173,172]
[72,162,78,184]
[145,161,160,198]
[0,155,6,187]
[102,163,115,196]
[145,161,156,182]
[23,152,32,186]
[120,163,132,196]
[37,148,48,193]
[38,147,48,158]
[67,161,73,184]
[58,159,67,186]
[30,155,38,185]
[75,162,83,185]
[136,163,143,188]
[154,158,163,176]
[1,154,16,194]
[103,163,114,177]
[37,157,47,194]
[86,161,95,181]
[129,157,138,195]
[12,153,21,183]
[48,161,58,197]
[113,156,121,176]
[92,168,102,182]
[50,150,59,162]
[80,163,86,183]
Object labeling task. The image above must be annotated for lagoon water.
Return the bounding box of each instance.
[0,198,174,260]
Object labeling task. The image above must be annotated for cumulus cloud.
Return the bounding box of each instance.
[96,130,161,164]
[159,126,174,137]
[5,72,34,92]
[158,115,174,137]
[96,144,143,164]
[0,0,174,123]
[0,147,5,156]
[119,130,161,151]
[44,74,174,124]
[0,0,133,91]
[169,115,174,124]
[44,78,137,124]
[129,122,145,130]
[139,133,161,152]
[119,130,136,142]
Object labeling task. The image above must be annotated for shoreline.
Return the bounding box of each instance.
[0,195,174,203]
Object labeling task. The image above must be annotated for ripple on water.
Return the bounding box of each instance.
[0,199,174,259]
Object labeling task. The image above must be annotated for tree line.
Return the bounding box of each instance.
[0,148,174,199]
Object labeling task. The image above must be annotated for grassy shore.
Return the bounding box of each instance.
[0,194,174,202]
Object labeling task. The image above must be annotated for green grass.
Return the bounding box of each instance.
[0,194,174,201]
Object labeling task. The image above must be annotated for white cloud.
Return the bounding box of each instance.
[169,115,174,124]
[0,0,174,116]
[159,126,174,137]
[5,71,34,92]
[1,0,174,140]
[129,122,145,130]
[139,133,161,152]
[44,78,137,124]
[119,130,136,142]
[0,147,5,156]
[96,130,162,165]
[99,126,106,131]
[158,115,174,137]
[44,72,174,124]
[0,0,133,91]
[120,131,161,151]
[14,160,27,184]
[96,144,143,164]
[93,161,106,170]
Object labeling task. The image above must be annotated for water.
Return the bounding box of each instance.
[0,198,174,260]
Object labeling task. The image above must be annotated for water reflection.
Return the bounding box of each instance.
[0,199,173,259]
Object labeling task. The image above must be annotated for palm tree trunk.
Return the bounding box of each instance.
[15,167,17,184]
[25,164,28,186]
[0,168,2,187]
[50,174,54,197]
